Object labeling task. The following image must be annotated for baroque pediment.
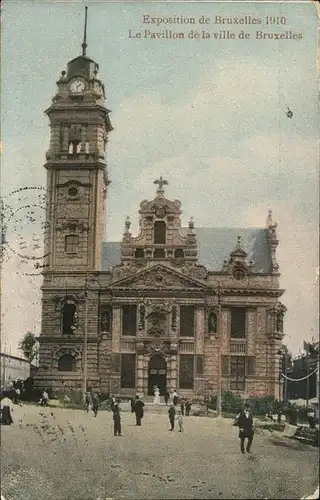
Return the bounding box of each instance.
[110,264,208,290]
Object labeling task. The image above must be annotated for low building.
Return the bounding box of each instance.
[0,353,31,390]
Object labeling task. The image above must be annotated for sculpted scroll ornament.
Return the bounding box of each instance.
[181,264,208,280]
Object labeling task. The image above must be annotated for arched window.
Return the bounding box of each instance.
[135,248,145,259]
[174,249,184,259]
[58,354,76,372]
[208,311,217,333]
[100,310,110,332]
[154,221,166,244]
[62,302,77,335]
[154,248,165,258]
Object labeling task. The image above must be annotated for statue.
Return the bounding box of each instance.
[153,386,161,405]
[208,312,217,333]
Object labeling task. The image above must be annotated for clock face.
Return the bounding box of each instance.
[69,79,85,93]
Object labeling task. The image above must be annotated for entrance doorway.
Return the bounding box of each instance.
[148,354,167,396]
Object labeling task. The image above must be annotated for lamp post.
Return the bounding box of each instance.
[83,279,88,395]
[216,282,224,416]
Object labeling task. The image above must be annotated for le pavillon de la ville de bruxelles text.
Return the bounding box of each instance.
[128,14,303,40]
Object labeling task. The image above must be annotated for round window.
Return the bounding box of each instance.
[68,187,78,197]
[232,267,246,281]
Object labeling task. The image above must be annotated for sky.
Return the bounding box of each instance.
[1,0,319,358]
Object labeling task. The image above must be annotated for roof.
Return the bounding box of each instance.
[0,353,31,364]
[101,227,271,273]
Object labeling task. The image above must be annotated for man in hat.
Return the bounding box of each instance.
[237,403,254,454]
[168,403,176,431]
[133,395,145,426]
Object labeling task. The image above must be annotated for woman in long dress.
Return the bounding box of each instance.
[153,386,161,405]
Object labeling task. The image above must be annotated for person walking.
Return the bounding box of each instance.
[164,390,170,406]
[238,403,254,454]
[185,400,191,416]
[112,403,122,436]
[177,410,184,432]
[133,395,145,426]
[130,397,135,414]
[173,390,178,406]
[180,400,185,416]
[168,403,176,431]
[91,391,99,417]
[85,392,92,412]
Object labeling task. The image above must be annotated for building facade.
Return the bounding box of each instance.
[1,354,32,390]
[36,38,287,399]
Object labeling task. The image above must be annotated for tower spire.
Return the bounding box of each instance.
[82,6,88,56]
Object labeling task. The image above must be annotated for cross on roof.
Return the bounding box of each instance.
[153,176,168,192]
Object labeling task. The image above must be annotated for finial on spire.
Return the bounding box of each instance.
[153,176,168,194]
[237,235,241,247]
[82,6,88,56]
[267,208,273,227]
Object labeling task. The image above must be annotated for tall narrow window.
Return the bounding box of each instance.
[230,308,246,338]
[246,356,255,376]
[154,221,166,244]
[179,306,195,337]
[230,356,245,390]
[122,305,137,336]
[221,356,230,377]
[65,235,79,254]
[121,354,136,388]
[196,355,204,375]
[179,355,194,389]
[62,302,77,335]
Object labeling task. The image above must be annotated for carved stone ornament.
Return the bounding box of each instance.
[155,206,166,219]
[56,219,88,232]
[181,264,207,280]
[147,314,166,338]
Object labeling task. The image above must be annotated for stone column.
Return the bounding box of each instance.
[111,307,121,393]
[136,353,145,395]
[171,354,178,391]
[112,307,121,352]
[246,308,256,356]
[195,308,205,354]
[195,308,205,395]
[143,354,149,396]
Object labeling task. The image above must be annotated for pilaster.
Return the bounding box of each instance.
[195,307,205,354]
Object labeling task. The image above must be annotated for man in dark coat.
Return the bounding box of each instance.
[185,401,191,416]
[130,397,135,413]
[164,390,170,406]
[133,395,145,426]
[238,403,254,453]
[112,403,122,436]
[0,405,13,425]
[168,403,176,431]
[91,392,99,417]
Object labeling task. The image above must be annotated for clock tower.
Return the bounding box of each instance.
[43,7,112,272]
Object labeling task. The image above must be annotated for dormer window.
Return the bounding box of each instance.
[154,221,166,244]
[232,266,246,281]
[135,248,145,259]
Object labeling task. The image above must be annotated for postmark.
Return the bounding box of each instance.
[1,186,50,276]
